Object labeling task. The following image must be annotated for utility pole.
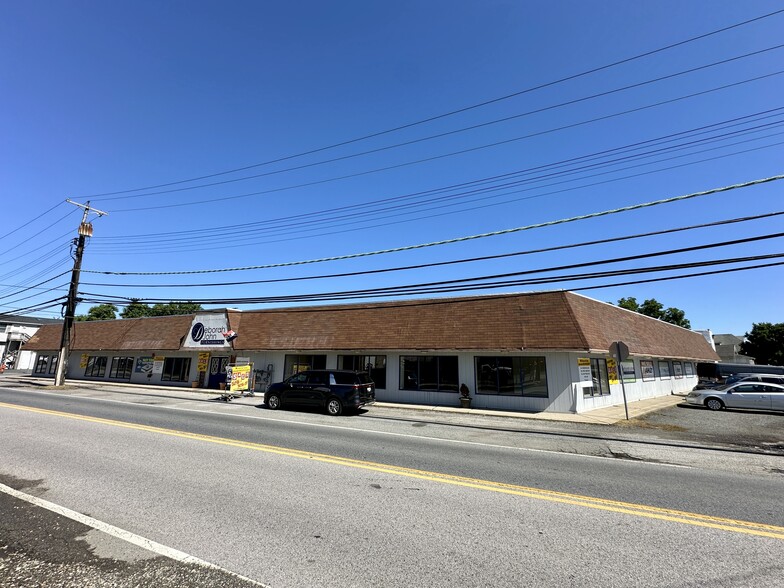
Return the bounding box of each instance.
[54,200,107,386]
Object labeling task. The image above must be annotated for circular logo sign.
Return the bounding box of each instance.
[191,322,205,342]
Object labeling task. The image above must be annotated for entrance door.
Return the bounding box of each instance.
[207,356,229,388]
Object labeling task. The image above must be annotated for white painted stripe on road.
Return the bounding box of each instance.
[3,387,692,469]
[0,482,268,587]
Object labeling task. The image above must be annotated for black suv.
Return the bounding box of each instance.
[264,370,376,416]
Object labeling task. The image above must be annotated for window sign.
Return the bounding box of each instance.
[673,361,683,379]
[135,357,154,374]
[659,361,671,379]
[606,358,620,385]
[621,360,636,383]
[577,358,593,387]
[153,356,165,375]
[640,360,655,381]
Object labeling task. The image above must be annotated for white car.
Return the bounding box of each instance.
[685,381,784,412]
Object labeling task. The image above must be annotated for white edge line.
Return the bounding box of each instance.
[3,387,691,469]
[0,482,269,588]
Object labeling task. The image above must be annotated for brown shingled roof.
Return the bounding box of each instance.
[24,292,719,362]
[24,314,193,352]
[228,291,718,360]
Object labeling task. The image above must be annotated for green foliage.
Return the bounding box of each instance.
[76,303,118,322]
[149,302,203,316]
[616,297,691,329]
[119,300,203,318]
[120,299,152,319]
[740,323,784,366]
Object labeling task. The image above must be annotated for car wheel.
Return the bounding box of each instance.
[705,397,724,411]
[267,393,282,410]
[326,397,343,416]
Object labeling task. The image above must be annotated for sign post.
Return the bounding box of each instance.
[610,341,630,420]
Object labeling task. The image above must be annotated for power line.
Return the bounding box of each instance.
[106,68,784,213]
[81,217,784,288]
[92,108,784,244]
[90,126,784,253]
[83,173,784,276]
[77,8,784,199]
[78,255,784,306]
[97,46,784,205]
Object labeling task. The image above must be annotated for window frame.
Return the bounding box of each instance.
[109,356,134,380]
[161,357,191,382]
[474,356,549,397]
[399,355,459,392]
[584,358,611,397]
[84,356,107,378]
[34,355,49,374]
[338,354,387,389]
[284,354,326,380]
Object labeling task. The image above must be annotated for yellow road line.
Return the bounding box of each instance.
[3,401,783,540]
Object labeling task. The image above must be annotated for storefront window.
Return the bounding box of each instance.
[399,356,458,392]
[475,356,548,397]
[84,356,107,378]
[338,355,387,389]
[284,354,326,379]
[161,357,191,382]
[584,358,610,397]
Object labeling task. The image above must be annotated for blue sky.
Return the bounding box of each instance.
[1,0,782,336]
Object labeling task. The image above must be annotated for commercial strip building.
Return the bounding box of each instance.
[23,291,719,414]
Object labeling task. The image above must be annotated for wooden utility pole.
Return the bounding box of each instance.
[53,200,107,386]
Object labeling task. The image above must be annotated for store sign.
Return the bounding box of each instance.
[197,352,210,372]
[183,313,231,348]
[152,356,165,375]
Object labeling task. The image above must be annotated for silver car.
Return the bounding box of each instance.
[686,381,784,411]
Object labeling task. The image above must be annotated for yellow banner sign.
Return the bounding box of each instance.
[230,364,251,392]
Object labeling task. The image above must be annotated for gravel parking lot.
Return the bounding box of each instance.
[617,400,784,453]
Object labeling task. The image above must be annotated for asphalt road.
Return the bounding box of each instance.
[1,385,783,587]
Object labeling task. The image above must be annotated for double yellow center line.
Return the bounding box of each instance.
[3,401,783,540]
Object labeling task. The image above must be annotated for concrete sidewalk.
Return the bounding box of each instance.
[1,371,679,425]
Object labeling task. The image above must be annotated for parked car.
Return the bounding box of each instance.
[685,381,784,411]
[264,370,375,416]
[724,373,784,386]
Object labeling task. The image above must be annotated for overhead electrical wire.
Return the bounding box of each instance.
[78,255,784,306]
[92,109,784,246]
[89,127,784,254]
[77,234,784,301]
[0,297,67,318]
[83,173,784,276]
[102,63,784,210]
[0,200,69,245]
[76,7,784,199]
[81,214,784,288]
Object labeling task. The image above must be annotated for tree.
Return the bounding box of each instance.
[149,302,202,316]
[740,322,784,366]
[120,299,152,319]
[76,304,118,322]
[616,297,691,328]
